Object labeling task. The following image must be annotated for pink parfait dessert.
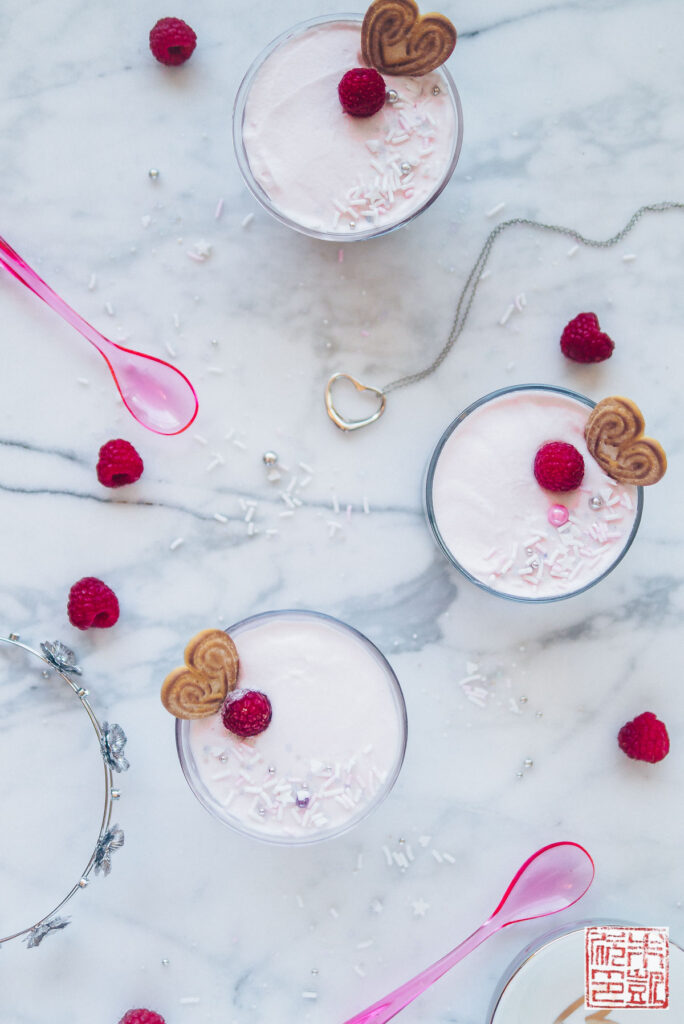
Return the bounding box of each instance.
[176,611,407,844]
[233,15,463,239]
[426,385,643,601]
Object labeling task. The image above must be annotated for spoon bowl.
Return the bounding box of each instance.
[0,234,198,435]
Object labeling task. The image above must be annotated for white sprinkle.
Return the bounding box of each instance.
[141,214,152,228]
[88,273,97,291]
[365,139,380,154]
[346,504,353,521]
[206,457,223,472]
[567,244,579,257]
[356,853,364,870]
[332,492,340,514]
[169,538,184,551]
[329,907,339,919]
[296,894,305,908]
[405,843,415,862]
[247,522,256,536]
[164,340,177,358]
[105,301,115,316]
[77,377,89,386]
[180,997,201,1006]
[207,366,224,375]
[431,849,444,864]
[354,965,366,978]
[418,835,431,848]
[302,992,318,1000]
[244,506,255,523]
[412,898,430,917]
[499,303,516,326]
[193,434,208,445]
[363,495,371,515]
[357,939,374,949]
[479,269,492,281]
[299,461,314,475]
[279,510,295,518]
[515,292,527,311]
[232,439,247,450]
[327,521,343,538]
[442,852,456,864]
[241,213,254,228]
[622,253,637,262]
[215,197,224,220]
[392,852,409,869]
[213,513,228,523]
[486,201,506,217]
[382,845,393,867]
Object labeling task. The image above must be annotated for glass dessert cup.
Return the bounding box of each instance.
[176,610,408,846]
[233,13,464,241]
[425,384,644,603]
[488,921,683,1022]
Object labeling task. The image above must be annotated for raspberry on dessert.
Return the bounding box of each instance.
[534,441,585,492]
[221,689,272,738]
[149,17,197,66]
[618,711,670,764]
[560,312,615,363]
[96,439,144,488]
[338,67,386,117]
[67,577,120,630]
[118,1011,166,1024]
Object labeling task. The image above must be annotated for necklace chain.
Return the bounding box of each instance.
[382,201,684,394]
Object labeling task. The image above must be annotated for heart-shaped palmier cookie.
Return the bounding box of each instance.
[362,0,457,77]
[584,396,667,486]
[161,628,239,719]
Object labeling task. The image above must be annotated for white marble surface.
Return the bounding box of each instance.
[0,0,683,1021]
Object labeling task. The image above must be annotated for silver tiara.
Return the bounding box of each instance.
[0,633,129,949]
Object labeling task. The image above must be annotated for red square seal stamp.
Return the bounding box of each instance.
[585,926,669,1009]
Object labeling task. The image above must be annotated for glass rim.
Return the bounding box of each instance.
[232,12,464,242]
[488,918,684,1022]
[175,609,408,846]
[425,383,645,604]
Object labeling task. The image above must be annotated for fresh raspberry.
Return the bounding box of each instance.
[560,312,615,363]
[96,439,144,488]
[534,441,585,492]
[338,68,386,117]
[221,689,272,738]
[118,1011,166,1024]
[149,17,197,66]
[67,577,120,630]
[618,712,670,764]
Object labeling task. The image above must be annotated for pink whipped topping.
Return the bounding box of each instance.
[187,613,404,839]
[241,21,458,234]
[430,389,640,599]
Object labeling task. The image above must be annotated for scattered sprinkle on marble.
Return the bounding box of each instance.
[169,537,184,551]
[215,197,224,220]
[329,907,339,919]
[180,996,201,1005]
[486,201,506,217]
[194,434,208,445]
[622,253,637,262]
[370,899,383,914]
[105,301,115,316]
[302,991,318,1000]
[88,273,97,290]
[241,213,254,228]
[412,898,430,917]
[499,302,515,326]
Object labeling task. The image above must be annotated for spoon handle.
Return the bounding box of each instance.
[342,920,497,1024]
[0,235,109,354]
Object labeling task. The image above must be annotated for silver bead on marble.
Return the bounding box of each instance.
[386,89,398,104]
[589,495,603,509]
[262,451,279,466]
[148,168,160,180]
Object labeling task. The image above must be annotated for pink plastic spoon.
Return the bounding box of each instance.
[343,841,595,1024]
[0,234,198,435]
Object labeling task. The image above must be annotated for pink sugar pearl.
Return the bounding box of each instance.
[548,503,569,527]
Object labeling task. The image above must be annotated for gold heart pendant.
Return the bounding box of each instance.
[325,373,387,431]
